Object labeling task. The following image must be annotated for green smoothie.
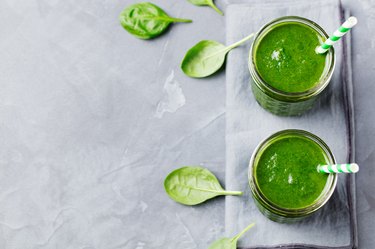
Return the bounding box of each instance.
[255,22,327,93]
[255,135,329,209]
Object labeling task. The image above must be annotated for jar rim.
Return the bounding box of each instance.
[248,16,336,102]
[248,129,337,217]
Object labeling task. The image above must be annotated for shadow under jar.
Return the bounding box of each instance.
[248,129,337,223]
[249,16,335,116]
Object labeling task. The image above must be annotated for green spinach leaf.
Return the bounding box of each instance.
[188,0,223,15]
[208,223,255,249]
[164,166,242,205]
[181,33,254,78]
[119,2,192,39]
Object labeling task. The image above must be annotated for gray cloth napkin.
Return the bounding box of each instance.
[225,1,356,248]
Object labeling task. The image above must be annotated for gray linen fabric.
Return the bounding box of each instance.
[225,1,356,247]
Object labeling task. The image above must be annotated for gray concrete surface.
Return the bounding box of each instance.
[0,0,373,248]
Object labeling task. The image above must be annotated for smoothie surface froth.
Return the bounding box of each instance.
[255,22,327,93]
[255,135,329,209]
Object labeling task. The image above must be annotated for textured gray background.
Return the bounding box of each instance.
[0,0,373,248]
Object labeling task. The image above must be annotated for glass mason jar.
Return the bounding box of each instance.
[248,129,337,223]
[248,16,335,116]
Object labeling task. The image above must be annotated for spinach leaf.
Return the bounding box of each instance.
[119,2,192,39]
[208,223,255,249]
[188,0,223,15]
[164,166,242,205]
[181,33,254,78]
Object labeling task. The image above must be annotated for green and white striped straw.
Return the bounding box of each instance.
[316,16,358,54]
[317,163,359,174]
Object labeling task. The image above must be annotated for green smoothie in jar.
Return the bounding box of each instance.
[249,17,335,116]
[249,130,337,222]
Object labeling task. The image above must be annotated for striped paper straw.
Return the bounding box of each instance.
[316,16,358,54]
[317,163,359,174]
